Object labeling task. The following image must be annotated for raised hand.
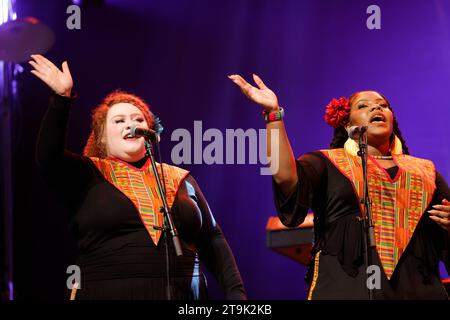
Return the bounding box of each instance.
[29,54,73,97]
[228,74,280,112]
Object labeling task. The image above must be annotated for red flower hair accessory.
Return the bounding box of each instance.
[324,97,350,128]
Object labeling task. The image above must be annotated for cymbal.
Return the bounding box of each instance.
[0,17,55,63]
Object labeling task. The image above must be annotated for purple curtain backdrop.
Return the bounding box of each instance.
[11,0,450,299]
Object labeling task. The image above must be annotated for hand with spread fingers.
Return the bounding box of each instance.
[429,199,450,233]
[228,73,280,112]
[29,54,73,97]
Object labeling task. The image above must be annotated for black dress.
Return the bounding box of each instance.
[273,151,450,299]
[36,94,246,300]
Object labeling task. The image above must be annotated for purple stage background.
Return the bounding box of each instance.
[11,0,450,299]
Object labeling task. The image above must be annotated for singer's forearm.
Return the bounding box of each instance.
[35,94,73,170]
[267,120,298,196]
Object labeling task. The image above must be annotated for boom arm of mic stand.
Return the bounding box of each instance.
[144,140,183,256]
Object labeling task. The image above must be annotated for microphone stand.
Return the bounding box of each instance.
[143,138,183,300]
[356,129,376,300]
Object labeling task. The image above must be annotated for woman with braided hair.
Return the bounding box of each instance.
[229,74,450,299]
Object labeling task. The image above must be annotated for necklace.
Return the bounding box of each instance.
[371,155,393,160]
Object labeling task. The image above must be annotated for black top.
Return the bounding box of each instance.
[274,151,450,299]
[36,94,246,300]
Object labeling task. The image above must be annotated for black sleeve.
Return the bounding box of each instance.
[35,94,98,211]
[434,171,450,274]
[185,175,247,300]
[417,170,450,279]
[272,151,326,227]
[434,171,450,207]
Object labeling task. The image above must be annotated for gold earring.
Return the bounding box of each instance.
[390,135,403,155]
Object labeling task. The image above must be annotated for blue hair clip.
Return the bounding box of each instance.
[153,115,164,135]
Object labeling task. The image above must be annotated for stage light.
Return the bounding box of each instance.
[71,0,104,6]
[0,0,15,25]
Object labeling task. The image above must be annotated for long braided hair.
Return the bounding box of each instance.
[329,92,410,155]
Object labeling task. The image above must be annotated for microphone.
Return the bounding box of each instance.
[347,126,367,140]
[130,126,157,140]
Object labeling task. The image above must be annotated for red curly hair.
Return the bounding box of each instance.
[83,90,154,158]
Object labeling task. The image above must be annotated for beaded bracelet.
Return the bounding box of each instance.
[263,107,285,123]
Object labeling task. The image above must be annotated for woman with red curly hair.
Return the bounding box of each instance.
[30,54,246,300]
[229,74,450,300]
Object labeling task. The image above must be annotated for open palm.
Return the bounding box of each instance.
[228,74,279,112]
[29,54,73,97]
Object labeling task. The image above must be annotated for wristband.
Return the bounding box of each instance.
[263,107,285,123]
